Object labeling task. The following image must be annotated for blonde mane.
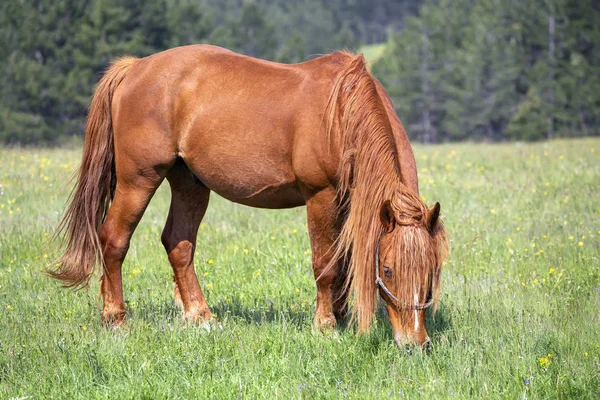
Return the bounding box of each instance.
[324,53,448,332]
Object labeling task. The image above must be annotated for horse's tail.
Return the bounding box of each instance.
[47,56,138,288]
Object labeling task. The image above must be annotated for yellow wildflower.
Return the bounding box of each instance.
[538,357,550,368]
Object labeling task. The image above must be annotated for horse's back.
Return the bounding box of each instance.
[111,45,348,208]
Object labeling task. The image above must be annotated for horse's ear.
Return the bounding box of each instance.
[425,202,441,232]
[380,200,396,233]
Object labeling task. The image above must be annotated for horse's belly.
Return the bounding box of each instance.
[182,149,305,209]
[216,180,305,209]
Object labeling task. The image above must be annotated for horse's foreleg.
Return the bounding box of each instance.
[99,182,160,326]
[161,165,213,323]
[306,187,344,331]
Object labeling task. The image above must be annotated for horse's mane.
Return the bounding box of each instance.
[324,53,448,332]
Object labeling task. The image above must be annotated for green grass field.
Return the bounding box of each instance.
[1,139,599,398]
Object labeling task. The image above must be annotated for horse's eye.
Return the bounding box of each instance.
[383,266,392,278]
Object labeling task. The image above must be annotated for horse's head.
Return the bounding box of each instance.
[378,199,447,350]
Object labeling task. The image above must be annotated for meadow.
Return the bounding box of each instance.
[0,138,598,398]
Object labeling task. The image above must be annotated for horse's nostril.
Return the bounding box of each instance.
[423,338,433,352]
[394,335,431,354]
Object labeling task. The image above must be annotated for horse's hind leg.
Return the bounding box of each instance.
[161,161,213,323]
[99,177,165,325]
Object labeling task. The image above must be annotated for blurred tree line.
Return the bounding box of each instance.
[0,0,598,144]
[374,0,600,142]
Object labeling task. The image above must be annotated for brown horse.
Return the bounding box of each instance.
[49,45,448,348]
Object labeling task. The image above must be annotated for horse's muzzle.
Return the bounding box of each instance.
[395,335,432,353]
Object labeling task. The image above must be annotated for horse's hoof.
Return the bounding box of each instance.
[182,305,213,323]
[199,318,223,332]
[182,307,221,332]
[313,313,338,336]
[101,311,126,328]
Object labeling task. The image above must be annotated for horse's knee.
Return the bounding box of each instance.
[167,240,194,268]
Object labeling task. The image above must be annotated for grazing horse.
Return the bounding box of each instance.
[50,45,448,348]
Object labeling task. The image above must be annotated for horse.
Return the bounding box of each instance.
[49,44,448,349]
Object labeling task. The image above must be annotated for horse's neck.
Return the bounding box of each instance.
[328,63,419,199]
[373,79,419,195]
[344,119,407,207]
[358,114,418,200]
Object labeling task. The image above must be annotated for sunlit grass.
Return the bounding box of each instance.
[1,138,599,398]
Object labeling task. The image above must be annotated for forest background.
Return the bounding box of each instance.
[0,0,598,144]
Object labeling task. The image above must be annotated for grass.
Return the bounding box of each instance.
[1,138,599,398]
